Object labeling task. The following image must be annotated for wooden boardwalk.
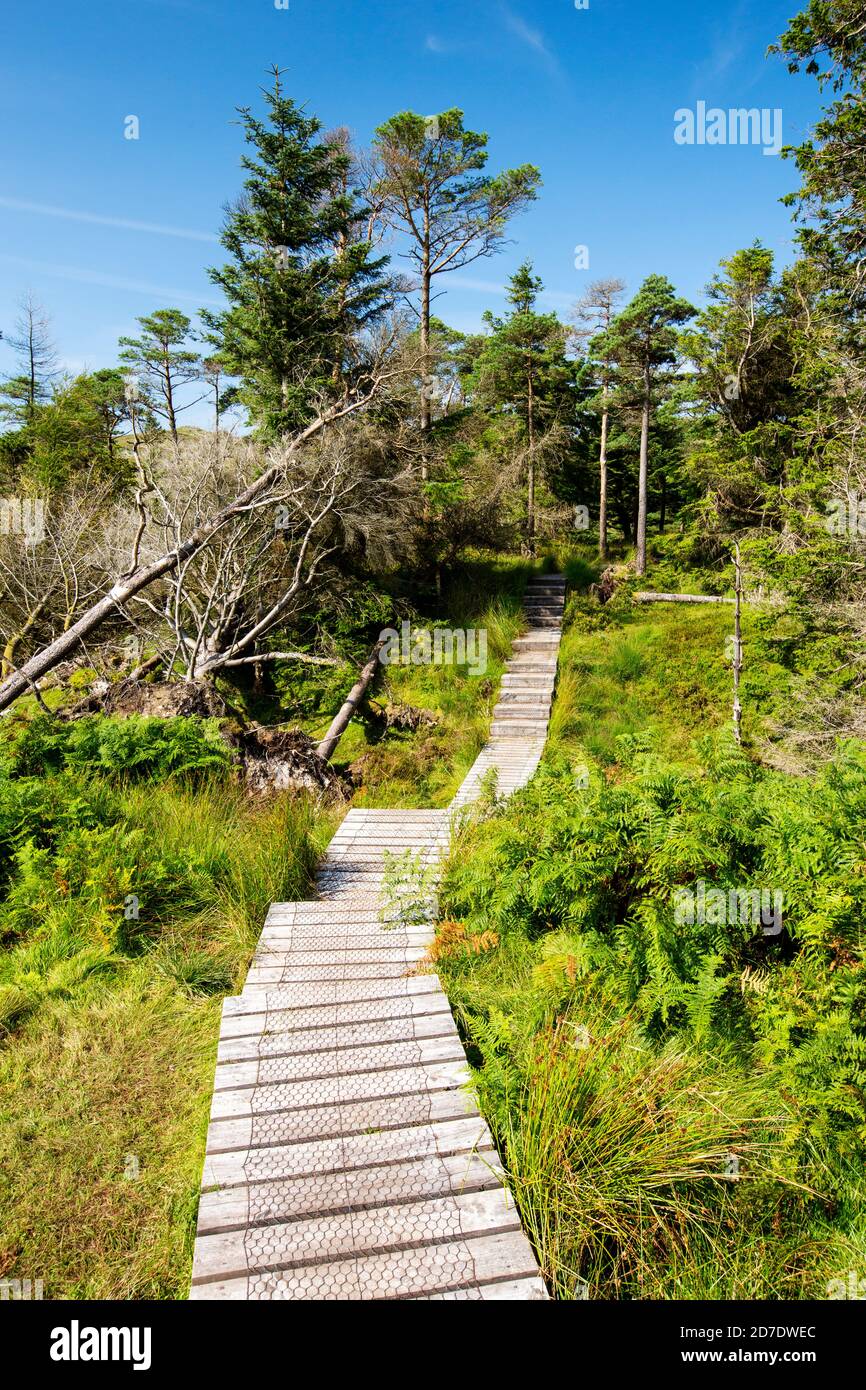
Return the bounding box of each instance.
[190,575,565,1300]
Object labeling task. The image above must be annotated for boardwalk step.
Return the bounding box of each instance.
[195,1150,502,1235]
[219,991,452,1039]
[191,1187,523,1286]
[201,1116,494,1191]
[190,1229,541,1300]
[494,695,552,709]
[213,1037,465,1092]
[209,1059,471,1124]
[224,974,442,1013]
[500,681,556,692]
[216,1012,457,1065]
[205,1086,476,1155]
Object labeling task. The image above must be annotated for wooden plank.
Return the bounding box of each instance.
[195,1149,503,1234]
[205,1085,476,1154]
[219,990,452,1038]
[189,1230,541,1300]
[202,1116,494,1190]
[242,961,432,985]
[213,1036,465,1092]
[191,1187,521,1285]
[257,931,434,950]
[209,1058,471,1122]
[216,1011,458,1064]
[230,974,442,1011]
[250,947,429,968]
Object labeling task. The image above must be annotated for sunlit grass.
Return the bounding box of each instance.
[0,777,336,1298]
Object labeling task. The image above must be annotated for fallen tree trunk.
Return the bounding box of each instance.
[316,639,385,763]
[633,591,735,605]
[0,389,383,716]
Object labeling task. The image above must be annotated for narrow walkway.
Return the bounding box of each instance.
[190,575,566,1300]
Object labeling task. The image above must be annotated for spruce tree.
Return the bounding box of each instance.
[204,68,391,437]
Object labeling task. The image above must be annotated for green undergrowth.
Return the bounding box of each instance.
[552,600,742,767]
[435,566,866,1300]
[0,723,336,1297]
[0,552,545,1297]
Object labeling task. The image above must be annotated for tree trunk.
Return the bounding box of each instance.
[635,375,650,576]
[28,334,37,417]
[420,223,432,468]
[419,232,432,500]
[163,356,179,445]
[526,370,536,547]
[2,599,47,679]
[634,592,735,605]
[732,543,743,745]
[598,398,609,560]
[316,639,385,762]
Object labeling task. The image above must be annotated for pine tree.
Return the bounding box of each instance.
[469,261,575,543]
[118,309,201,445]
[0,293,58,429]
[592,276,694,574]
[572,278,626,559]
[371,110,540,445]
[773,0,866,313]
[204,69,391,437]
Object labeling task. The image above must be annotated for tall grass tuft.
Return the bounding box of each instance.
[501,1009,767,1299]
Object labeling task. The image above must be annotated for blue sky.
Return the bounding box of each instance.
[1,0,820,417]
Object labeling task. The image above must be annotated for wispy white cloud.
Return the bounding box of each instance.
[0,197,219,243]
[690,0,765,92]
[501,5,560,74]
[0,254,223,307]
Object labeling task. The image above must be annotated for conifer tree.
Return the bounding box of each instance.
[118,309,201,445]
[573,278,626,559]
[773,0,866,312]
[204,68,391,437]
[0,293,58,428]
[470,261,574,542]
[592,275,694,574]
[371,110,540,443]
